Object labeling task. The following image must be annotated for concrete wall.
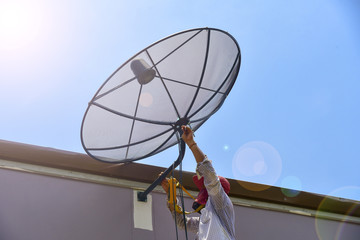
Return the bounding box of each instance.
[1,168,359,240]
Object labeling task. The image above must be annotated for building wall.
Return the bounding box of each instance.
[0,168,359,240]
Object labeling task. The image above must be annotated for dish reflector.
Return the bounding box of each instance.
[81,28,241,163]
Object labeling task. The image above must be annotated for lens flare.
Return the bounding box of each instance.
[139,92,153,107]
[223,145,230,151]
[232,141,282,191]
[280,176,302,197]
[315,186,360,240]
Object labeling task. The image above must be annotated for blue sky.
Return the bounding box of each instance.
[1,0,359,202]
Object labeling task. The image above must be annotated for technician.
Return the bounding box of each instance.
[160,125,236,240]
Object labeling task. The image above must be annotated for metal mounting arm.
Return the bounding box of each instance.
[137,139,186,202]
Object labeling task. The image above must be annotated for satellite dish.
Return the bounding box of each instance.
[81,28,241,166]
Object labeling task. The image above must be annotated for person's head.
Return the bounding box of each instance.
[192,175,230,212]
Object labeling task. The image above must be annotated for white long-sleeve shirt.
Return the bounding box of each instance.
[168,157,236,240]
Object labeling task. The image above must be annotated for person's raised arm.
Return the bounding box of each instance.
[181,125,205,163]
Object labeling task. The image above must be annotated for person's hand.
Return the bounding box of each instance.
[159,172,169,193]
[181,125,195,146]
[159,173,178,211]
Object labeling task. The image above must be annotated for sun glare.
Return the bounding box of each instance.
[0,1,42,50]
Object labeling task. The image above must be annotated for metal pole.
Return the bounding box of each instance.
[137,139,186,202]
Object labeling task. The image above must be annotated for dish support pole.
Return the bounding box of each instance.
[137,138,186,202]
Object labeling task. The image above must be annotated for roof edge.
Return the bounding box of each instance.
[0,139,359,219]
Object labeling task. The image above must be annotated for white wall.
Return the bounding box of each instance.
[0,168,359,240]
